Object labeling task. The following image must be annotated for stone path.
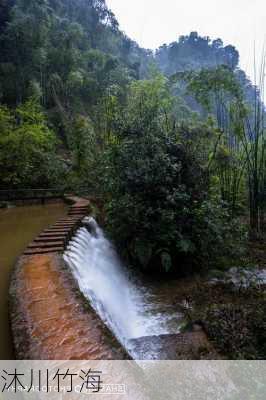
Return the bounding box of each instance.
[23,200,90,255]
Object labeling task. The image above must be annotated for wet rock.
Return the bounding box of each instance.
[128,331,219,360]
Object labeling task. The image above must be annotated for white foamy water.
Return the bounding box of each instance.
[63,218,181,350]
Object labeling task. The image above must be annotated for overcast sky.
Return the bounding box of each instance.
[106,0,266,82]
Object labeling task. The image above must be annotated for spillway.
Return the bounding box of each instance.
[63,217,183,357]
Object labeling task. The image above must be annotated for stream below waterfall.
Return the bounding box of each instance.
[63,218,185,358]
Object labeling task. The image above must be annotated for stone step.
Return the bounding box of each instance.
[55,221,77,226]
[24,247,64,255]
[51,227,75,231]
[43,229,71,234]
[52,226,72,230]
[28,241,65,249]
[53,220,76,223]
[70,206,88,210]
[45,226,72,230]
[53,223,77,228]
[55,219,79,224]
[54,220,78,224]
[68,209,87,212]
[38,232,69,238]
[60,216,82,224]
[40,228,70,233]
[69,212,87,215]
[58,216,81,220]
[34,236,67,243]
[22,201,90,256]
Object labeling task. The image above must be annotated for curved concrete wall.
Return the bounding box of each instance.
[9,198,128,360]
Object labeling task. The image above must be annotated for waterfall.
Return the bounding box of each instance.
[63,217,181,352]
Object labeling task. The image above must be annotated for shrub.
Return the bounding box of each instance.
[0,99,64,188]
[100,129,242,274]
[97,77,244,274]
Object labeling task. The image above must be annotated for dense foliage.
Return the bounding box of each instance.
[0,99,63,188]
[0,0,265,270]
[156,32,239,74]
[96,76,244,273]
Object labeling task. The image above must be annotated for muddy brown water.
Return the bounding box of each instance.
[0,202,68,359]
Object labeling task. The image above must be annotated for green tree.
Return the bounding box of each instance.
[97,77,239,273]
[0,99,62,188]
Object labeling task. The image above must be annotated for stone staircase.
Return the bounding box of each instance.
[23,203,89,256]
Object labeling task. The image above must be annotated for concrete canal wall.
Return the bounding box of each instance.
[9,198,128,360]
